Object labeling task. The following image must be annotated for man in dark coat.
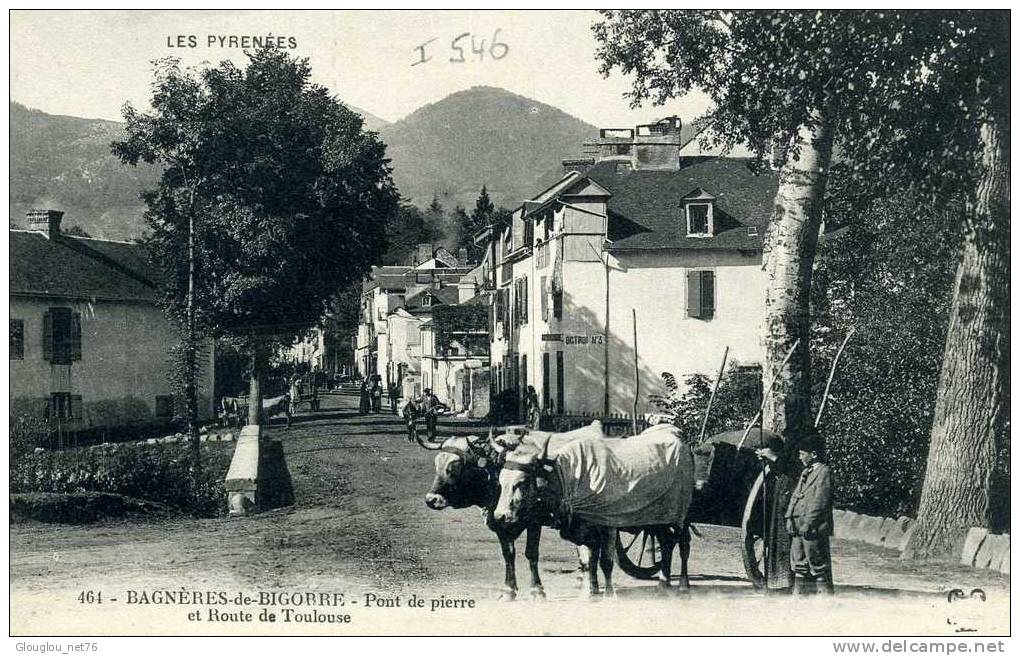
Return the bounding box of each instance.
[358,379,370,415]
[421,388,439,440]
[755,434,797,593]
[388,382,400,415]
[370,377,383,413]
[784,430,835,595]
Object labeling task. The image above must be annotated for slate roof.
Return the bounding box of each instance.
[404,286,462,315]
[585,157,779,251]
[10,230,157,303]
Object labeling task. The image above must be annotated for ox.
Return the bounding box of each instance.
[218,395,292,428]
[493,423,695,597]
[420,422,603,601]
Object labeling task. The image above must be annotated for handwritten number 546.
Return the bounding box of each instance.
[450,29,508,63]
[413,29,508,67]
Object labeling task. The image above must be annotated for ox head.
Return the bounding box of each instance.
[492,432,552,527]
[422,433,497,511]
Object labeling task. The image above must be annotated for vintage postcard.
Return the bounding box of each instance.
[7,8,1011,642]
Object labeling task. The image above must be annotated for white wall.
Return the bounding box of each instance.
[550,249,765,415]
[10,296,214,426]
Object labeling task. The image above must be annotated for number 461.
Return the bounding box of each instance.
[450,29,509,63]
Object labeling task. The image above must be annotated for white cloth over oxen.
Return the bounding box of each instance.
[552,423,694,528]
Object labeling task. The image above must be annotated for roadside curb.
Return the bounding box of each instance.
[834,509,1009,574]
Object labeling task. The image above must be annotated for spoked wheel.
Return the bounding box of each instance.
[615,528,669,580]
[741,471,766,589]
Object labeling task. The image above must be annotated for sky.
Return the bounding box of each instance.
[9,9,712,127]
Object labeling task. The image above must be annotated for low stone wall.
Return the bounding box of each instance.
[223,425,294,516]
[833,509,1009,575]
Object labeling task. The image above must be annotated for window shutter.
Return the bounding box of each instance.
[541,277,548,321]
[71,312,82,361]
[701,271,715,318]
[42,311,53,362]
[686,271,702,318]
[523,276,529,325]
[553,289,563,319]
[71,395,83,421]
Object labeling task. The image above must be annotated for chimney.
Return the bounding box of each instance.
[457,247,468,265]
[416,243,433,265]
[26,209,64,239]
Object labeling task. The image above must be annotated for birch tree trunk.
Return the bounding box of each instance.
[762,107,835,437]
[903,115,1010,559]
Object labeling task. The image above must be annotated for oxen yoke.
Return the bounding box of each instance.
[553,424,694,528]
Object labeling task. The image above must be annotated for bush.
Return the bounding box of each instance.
[649,365,762,441]
[10,441,234,517]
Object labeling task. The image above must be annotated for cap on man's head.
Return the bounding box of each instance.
[796,430,824,455]
[782,425,822,451]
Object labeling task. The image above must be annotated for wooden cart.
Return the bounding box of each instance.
[614,428,778,588]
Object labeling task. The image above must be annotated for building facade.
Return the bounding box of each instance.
[10,210,215,429]
[482,118,778,418]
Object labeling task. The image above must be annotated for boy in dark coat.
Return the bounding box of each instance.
[784,430,835,595]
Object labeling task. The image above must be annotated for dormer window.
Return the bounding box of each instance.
[421,296,432,307]
[686,202,713,236]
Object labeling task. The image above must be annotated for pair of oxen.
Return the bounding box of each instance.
[420,420,694,600]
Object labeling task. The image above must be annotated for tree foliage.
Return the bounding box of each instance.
[113,49,398,350]
[811,195,960,517]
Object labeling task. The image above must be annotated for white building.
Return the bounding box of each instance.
[482,118,778,417]
[10,210,215,430]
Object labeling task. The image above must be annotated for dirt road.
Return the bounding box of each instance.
[10,394,1010,635]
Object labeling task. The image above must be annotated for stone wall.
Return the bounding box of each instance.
[833,509,1009,575]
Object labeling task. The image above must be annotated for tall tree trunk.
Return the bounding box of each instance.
[248,349,264,427]
[762,107,834,437]
[903,115,1010,559]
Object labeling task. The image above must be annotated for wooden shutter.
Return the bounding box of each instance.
[686,271,702,318]
[541,276,548,321]
[42,311,53,362]
[701,271,715,318]
[522,276,529,325]
[71,312,82,361]
[71,395,83,421]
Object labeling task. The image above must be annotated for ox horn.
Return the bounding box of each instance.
[415,434,444,450]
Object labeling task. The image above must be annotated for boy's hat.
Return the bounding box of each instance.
[796,429,824,455]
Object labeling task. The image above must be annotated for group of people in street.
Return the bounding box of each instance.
[358,376,385,414]
[755,426,835,595]
[400,388,444,444]
[357,376,445,444]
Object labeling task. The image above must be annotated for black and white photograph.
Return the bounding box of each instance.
[6,8,1012,640]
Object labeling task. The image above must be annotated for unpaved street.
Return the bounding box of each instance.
[10,394,1010,635]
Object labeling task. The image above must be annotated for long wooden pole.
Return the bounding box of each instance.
[736,337,801,450]
[814,327,856,428]
[698,345,730,443]
[631,309,639,436]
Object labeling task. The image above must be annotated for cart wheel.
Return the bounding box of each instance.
[614,528,666,580]
[741,471,766,589]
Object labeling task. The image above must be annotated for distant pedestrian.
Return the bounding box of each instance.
[358,379,370,415]
[525,385,541,429]
[388,382,400,415]
[371,377,383,413]
[785,429,835,595]
[401,396,420,443]
[422,388,439,441]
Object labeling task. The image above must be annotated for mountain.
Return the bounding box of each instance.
[9,102,159,240]
[347,104,390,132]
[10,88,596,240]
[379,86,597,212]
